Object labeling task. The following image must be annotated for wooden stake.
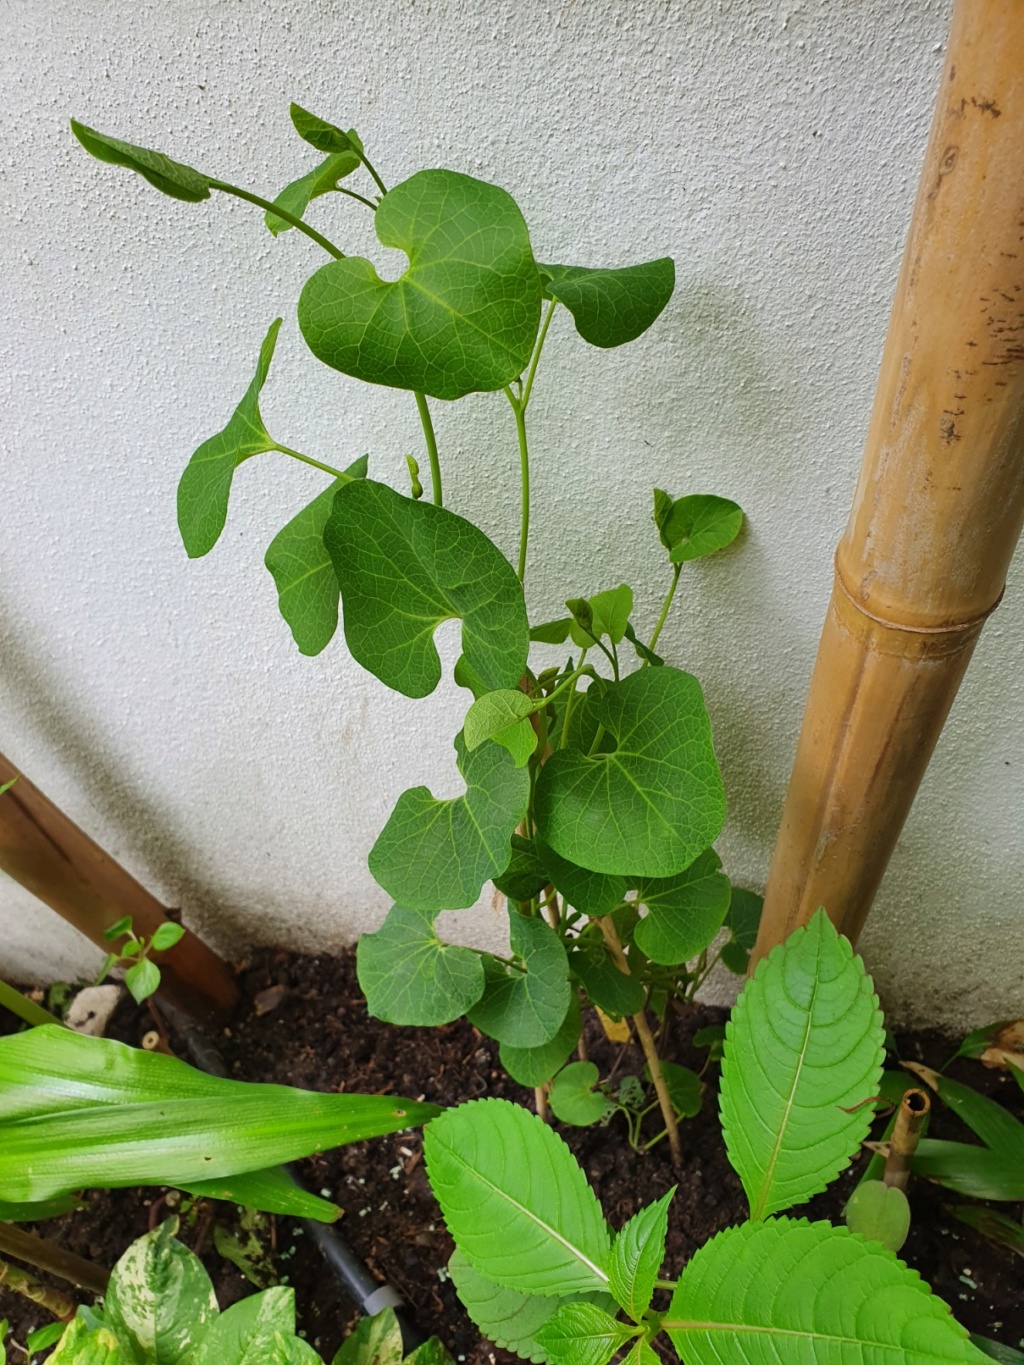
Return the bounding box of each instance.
[755,0,1024,959]
[0,1224,109,1296]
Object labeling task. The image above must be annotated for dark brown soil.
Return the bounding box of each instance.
[2,950,1022,1361]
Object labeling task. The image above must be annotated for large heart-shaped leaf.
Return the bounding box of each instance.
[499,993,582,1087]
[369,732,529,912]
[632,850,731,966]
[424,1098,611,1295]
[540,260,674,349]
[70,120,211,202]
[325,479,528,698]
[468,913,571,1048]
[534,667,726,877]
[665,1218,981,1365]
[103,1222,218,1365]
[264,456,367,656]
[298,169,543,400]
[720,911,885,1220]
[538,840,626,917]
[178,319,282,558]
[356,903,486,1026]
[568,943,644,1018]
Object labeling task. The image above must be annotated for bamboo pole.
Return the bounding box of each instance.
[0,753,238,1020]
[754,0,1024,960]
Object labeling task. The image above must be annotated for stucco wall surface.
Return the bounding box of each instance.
[1,0,1021,1031]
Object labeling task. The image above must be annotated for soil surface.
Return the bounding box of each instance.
[2,948,1022,1361]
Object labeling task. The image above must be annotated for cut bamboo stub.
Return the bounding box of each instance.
[883,1088,931,1194]
[754,0,1024,959]
[0,752,238,1021]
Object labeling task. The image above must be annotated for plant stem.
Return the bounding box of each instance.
[356,151,389,199]
[274,444,350,481]
[0,1225,109,1295]
[414,392,443,506]
[647,564,682,659]
[595,917,683,1167]
[558,649,588,749]
[0,979,62,1029]
[654,1278,678,1292]
[0,1256,78,1320]
[336,185,380,212]
[522,300,558,410]
[535,1083,550,1122]
[208,180,345,259]
[504,388,531,582]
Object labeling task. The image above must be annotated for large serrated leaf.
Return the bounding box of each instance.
[104,1222,217,1365]
[534,668,725,878]
[632,849,731,966]
[369,733,529,913]
[540,260,674,349]
[356,903,486,1026]
[324,479,528,698]
[608,1189,673,1321]
[424,1098,611,1296]
[720,910,884,1220]
[468,914,570,1048]
[664,1218,981,1365]
[299,169,542,400]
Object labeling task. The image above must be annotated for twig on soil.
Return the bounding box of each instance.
[0,1257,79,1321]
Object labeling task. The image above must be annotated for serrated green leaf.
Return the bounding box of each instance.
[632,849,730,966]
[324,479,528,698]
[0,1026,438,1201]
[500,993,582,1088]
[46,1319,123,1364]
[192,1285,298,1365]
[468,914,570,1048]
[665,1218,980,1364]
[905,1065,1024,1160]
[621,1340,659,1365]
[177,319,282,558]
[357,903,486,1026]
[369,732,529,912]
[299,169,542,400]
[910,1140,1024,1201]
[540,260,674,349]
[549,1062,614,1127]
[70,120,211,202]
[103,1222,217,1365]
[608,1188,673,1321]
[465,690,535,750]
[181,1165,341,1222]
[721,911,885,1220]
[565,586,633,647]
[331,1306,403,1365]
[289,103,359,156]
[265,150,363,236]
[535,667,726,878]
[653,493,743,564]
[843,1180,911,1253]
[493,835,550,902]
[538,841,626,918]
[535,1302,636,1365]
[424,1098,611,1296]
[264,456,368,656]
[567,945,644,1018]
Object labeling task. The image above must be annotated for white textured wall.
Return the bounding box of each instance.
[2,0,1020,1030]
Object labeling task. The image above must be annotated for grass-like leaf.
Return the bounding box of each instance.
[423,1098,611,1296]
[182,1166,340,1222]
[947,1206,1024,1260]
[535,668,725,878]
[632,849,731,966]
[369,733,529,912]
[608,1188,673,1321]
[324,479,528,698]
[299,169,542,400]
[664,1218,983,1364]
[468,914,570,1048]
[540,260,674,349]
[910,1140,1024,1201]
[904,1065,1024,1160]
[357,903,486,1026]
[720,910,884,1220]
[70,119,211,202]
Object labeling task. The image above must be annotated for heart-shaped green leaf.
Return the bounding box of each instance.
[324,479,528,698]
[609,1188,674,1321]
[539,841,626,917]
[535,667,726,878]
[843,1180,911,1253]
[192,1285,298,1365]
[298,169,543,400]
[568,944,644,1018]
[468,914,570,1048]
[653,492,743,564]
[500,993,582,1088]
[549,1062,614,1127]
[540,260,674,349]
[492,834,550,902]
[264,456,367,657]
[369,732,529,912]
[70,120,211,202]
[632,850,731,966]
[265,150,363,237]
[356,903,486,1026]
[720,886,763,975]
[178,319,282,558]
[465,689,535,748]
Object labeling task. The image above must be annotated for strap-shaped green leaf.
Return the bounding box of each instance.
[299,169,543,400]
[468,913,570,1048]
[178,319,282,558]
[632,849,731,966]
[720,911,884,1220]
[265,150,362,236]
[909,1140,1024,1201]
[264,456,367,657]
[540,260,674,349]
[423,1098,611,1296]
[104,1222,218,1365]
[653,491,743,564]
[70,120,211,202]
[535,1302,636,1365]
[368,733,529,912]
[500,994,582,1088]
[665,1218,982,1365]
[324,479,528,698]
[356,903,486,1026]
[534,668,726,877]
[0,1026,438,1201]
[905,1065,1024,1160]
[608,1189,673,1321]
[182,1166,340,1222]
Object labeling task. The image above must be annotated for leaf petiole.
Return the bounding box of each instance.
[414,392,443,505]
[647,563,682,658]
[208,179,346,259]
[504,387,531,582]
[522,299,558,410]
[273,444,351,481]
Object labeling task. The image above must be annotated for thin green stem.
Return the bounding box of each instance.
[522,299,558,409]
[647,563,683,658]
[558,649,589,748]
[504,387,531,582]
[336,185,380,211]
[357,151,389,199]
[414,392,443,506]
[274,445,350,481]
[536,662,590,710]
[587,723,607,756]
[0,979,62,1029]
[654,1278,678,1292]
[208,180,345,259]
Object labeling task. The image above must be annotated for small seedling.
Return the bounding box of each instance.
[96,915,185,1004]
